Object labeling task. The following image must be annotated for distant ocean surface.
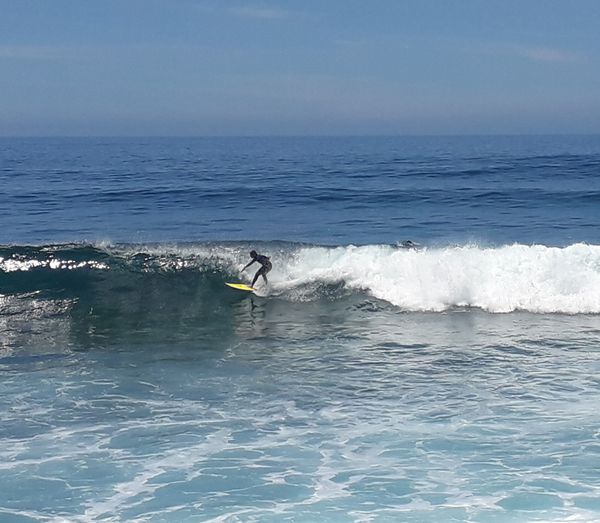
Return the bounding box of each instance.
[1,136,600,522]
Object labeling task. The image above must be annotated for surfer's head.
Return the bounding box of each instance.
[250,250,257,259]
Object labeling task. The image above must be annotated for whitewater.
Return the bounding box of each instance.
[268,242,600,313]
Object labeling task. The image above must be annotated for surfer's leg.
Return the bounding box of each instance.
[253,266,269,286]
[261,264,271,284]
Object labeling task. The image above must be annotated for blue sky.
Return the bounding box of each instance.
[1,0,599,135]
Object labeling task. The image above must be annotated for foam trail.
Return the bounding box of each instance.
[272,243,600,313]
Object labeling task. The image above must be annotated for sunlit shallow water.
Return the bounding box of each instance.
[2,302,600,522]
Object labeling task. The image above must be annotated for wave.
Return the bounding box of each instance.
[1,241,600,314]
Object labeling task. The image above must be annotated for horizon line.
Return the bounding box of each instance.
[1,132,600,139]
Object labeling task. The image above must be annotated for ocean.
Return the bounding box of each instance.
[1,135,600,522]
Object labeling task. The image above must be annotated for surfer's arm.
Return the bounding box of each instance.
[241,260,256,271]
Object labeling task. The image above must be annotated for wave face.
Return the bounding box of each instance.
[2,242,600,315]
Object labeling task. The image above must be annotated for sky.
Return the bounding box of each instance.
[1,0,599,136]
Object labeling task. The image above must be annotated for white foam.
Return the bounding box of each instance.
[0,257,108,272]
[269,243,600,314]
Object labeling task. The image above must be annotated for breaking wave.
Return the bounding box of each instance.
[1,241,600,314]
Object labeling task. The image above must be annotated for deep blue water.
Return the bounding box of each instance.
[2,135,600,246]
[1,136,600,522]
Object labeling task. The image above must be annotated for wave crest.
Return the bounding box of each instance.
[1,242,600,314]
[275,243,600,313]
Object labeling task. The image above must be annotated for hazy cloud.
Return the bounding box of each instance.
[478,44,579,64]
[476,43,579,64]
[514,46,578,63]
[0,45,62,59]
[227,6,290,19]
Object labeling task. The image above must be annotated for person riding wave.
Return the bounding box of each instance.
[242,250,272,287]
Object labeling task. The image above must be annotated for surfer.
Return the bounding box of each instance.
[242,250,272,287]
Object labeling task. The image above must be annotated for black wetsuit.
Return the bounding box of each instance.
[247,254,272,286]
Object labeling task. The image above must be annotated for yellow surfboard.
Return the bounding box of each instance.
[225,283,256,292]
